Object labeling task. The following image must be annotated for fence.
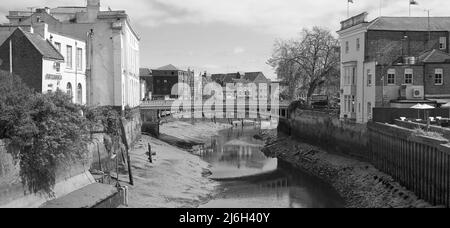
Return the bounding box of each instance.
[373,108,450,124]
[368,122,450,207]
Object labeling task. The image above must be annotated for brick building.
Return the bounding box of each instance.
[338,12,450,123]
[151,64,194,100]
[0,26,87,104]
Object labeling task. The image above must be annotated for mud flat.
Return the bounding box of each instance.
[260,130,435,208]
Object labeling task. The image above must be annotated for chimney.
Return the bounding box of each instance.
[36,8,50,14]
[33,23,48,39]
[87,0,100,22]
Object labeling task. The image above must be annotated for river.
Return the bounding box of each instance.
[197,126,345,208]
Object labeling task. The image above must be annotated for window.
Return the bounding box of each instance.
[66,45,73,69]
[351,96,355,113]
[54,62,61,72]
[440,37,447,50]
[54,42,61,53]
[367,69,372,86]
[66,83,73,98]
[47,84,54,93]
[404,68,413,84]
[435,68,443,85]
[345,41,349,53]
[76,48,83,71]
[356,38,360,51]
[367,102,372,120]
[77,83,83,104]
[387,69,396,85]
[352,67,356,85]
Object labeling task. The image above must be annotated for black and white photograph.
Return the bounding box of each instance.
[0,0,450,214]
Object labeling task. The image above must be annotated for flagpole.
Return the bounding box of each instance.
[379,0,382,16]
[347,1,350,18]
[409,2,411,16]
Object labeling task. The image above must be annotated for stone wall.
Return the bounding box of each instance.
[0,139,96,208]
[279,109,369,160]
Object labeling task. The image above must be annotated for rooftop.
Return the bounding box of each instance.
[155,64,181,71]
[418,49,450,63]
[17,28,64,61]
[368,17,450,31]
[139,68,152,77]
[340,12,450,33]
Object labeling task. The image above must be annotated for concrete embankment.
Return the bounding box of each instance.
[260,130,433,208]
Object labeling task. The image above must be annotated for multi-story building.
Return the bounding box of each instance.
[151,64,194,100]
[211,72,271,100]
[0,24,87,104]
[6,0,140,109]
[338,12,450,123]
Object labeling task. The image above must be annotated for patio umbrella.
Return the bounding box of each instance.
[411,104,425,119]
[411,104,435,120]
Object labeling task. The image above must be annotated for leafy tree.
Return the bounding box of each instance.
[268,27,340,105]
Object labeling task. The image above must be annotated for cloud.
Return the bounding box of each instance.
[2,0,450,37]
[233,47,245,55]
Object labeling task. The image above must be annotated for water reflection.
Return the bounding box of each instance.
[198,127,344,208]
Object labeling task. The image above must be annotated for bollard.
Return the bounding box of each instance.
[148,143,153,163]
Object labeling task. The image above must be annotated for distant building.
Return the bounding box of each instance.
[338,12,450,123]
[151,64,194,100]
[211,71,271,100]
[0,26,87,104]
[6,0,141,109]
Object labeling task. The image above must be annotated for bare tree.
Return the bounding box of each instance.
[268,27,340,105]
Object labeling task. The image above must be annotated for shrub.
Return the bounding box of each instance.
[1,72,90,195]
[84,106,122,138]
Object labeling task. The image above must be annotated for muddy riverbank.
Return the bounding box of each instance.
[116,121,231,208]
[260,130,435,208]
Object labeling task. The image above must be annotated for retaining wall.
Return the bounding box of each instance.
[368,122,450,207]
[279,109,369,160]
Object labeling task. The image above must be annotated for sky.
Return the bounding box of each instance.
[1,0,450,79]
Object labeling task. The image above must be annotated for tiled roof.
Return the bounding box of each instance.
[139,68,152,77]
[418,49,450,63]
[244,72,268,82]
[155,64,180,71]
[19,28,64,61]
[368,17,450,31]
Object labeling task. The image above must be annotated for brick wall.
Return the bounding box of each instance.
[0,30,43,92]
[424,63,450,96]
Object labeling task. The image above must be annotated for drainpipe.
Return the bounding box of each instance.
[9,39,12,73]
[75,41,78,104]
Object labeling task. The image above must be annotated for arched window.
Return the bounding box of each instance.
[77,83,82,104]
[66,83,73,98]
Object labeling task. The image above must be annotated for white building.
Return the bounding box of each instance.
[36,24,87,104]
[7,0,141,109]
[0,24,87,105]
